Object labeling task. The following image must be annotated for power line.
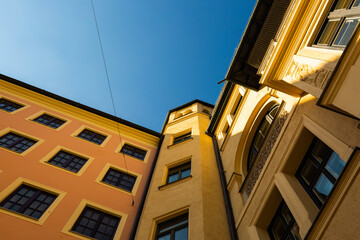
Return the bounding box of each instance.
[90,0,134,206]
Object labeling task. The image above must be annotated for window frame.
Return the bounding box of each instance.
[0,131,38,154]
[247,104,280,171]
[71,206,121,240]
[0,97,24,113]
[77,128,107,145]
[120,143,147,161]
[267,200,301,240]
[166,161,191,184]
[47,150,89,173]
[32,113,66,129]
[313,0,360,48]
[62,200,127,240]
[101,168,137,192]
[295,137,346,208]
[0,178,65,225]
[172,132,192,145]
[155,213,189,240]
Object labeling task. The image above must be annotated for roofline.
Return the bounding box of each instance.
[0,73,161,137]
[161,99,214,134]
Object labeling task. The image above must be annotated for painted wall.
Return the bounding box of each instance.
[0,80,159,240]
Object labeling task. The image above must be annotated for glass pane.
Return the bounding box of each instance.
[158,234,171,240]
[181,169,191,179]
[311,140,331,163]
[334,19,359,46]
[253,133,265,151]
[314,174,334,203]
[271,218,286,240]
[300,160,318,185]
[168,174,179,183]
[174,227,188,240]
[325,152,345,179]
[353,0,360,7]
[281,204,292,224]
[259,120,271,136]
[335,0,352,9]
[317,20,339,45]
[291,221,301,240]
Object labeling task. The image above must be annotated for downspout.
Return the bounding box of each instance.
[129,135,164,240]
[207,132,239,240]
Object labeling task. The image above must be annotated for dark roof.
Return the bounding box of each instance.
[161,99,214,134]
[224,0,290,90]
[0,73,161,137]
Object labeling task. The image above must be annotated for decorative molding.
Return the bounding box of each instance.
[285,58,333,90]
[245,108,289,196]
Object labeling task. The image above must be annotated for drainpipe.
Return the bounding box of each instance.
[129,135,164,240]
[207,132,239,240]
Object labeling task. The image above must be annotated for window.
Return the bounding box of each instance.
[296,137,346,208]
[33,114,65,129]
[0,184,57,220]
[0,98,23,112]
[47,150,88,173]
[0,132,37,153]
[71,206,120,240]
[102,168,137,192]
[173,132,192,145]
[248,104,280,170]
[315,0,360,47]
[120,144,147,160]
[77,129,107,145]
[156,213,188,240]
[268,201,301,240]
[231,96,242,116]
[167,162,191,184]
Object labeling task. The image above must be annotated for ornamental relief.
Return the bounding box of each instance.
[244,108,289,197]
[286,60,332,90]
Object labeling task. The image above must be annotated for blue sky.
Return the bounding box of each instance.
[0,0,255,132]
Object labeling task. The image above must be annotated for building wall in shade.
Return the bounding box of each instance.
[0,78,160,240]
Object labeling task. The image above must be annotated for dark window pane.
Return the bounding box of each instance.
[0,98,23,112]
[174,227,188,240]
[325,152,345,178]
[0,185,56,220]
[335,0,352,9]
[300,160,318,185]
[102,168,136,192]
[333,19,359,46]
[0,133,37,153]
[77,129,107,145]
[156,213,188,240]
[120,144,147,160]
[314,174,334,203]
[271,218,286,240]
[167,162,191,184]
[72,206,120,240]
[173,132,192,145]
[48,150,88,173]
[33,114,65,129]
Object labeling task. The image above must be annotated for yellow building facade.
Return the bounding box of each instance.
[1,0,360,240]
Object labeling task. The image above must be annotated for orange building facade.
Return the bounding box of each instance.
[0,75,160,240]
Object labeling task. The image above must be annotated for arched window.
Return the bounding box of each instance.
[248,104,280,170]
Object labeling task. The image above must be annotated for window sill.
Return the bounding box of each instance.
[167,137,193,149]
[158,175,192,190]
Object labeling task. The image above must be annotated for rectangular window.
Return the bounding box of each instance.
[167,162,191,184]
[0,98,23,112]
[173,132,192,145]
[77,129,107,145]
[47,150,88,173]
[267,201,301,240]
[0,132,37,153]
[0,184,57,220]
[120,144,147,160]
[156,213,188,240]
[315,0,360,47]
[102,168,137,192]
[71,206,120,240]
[296,137,346,208]
[33,114,66,129]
